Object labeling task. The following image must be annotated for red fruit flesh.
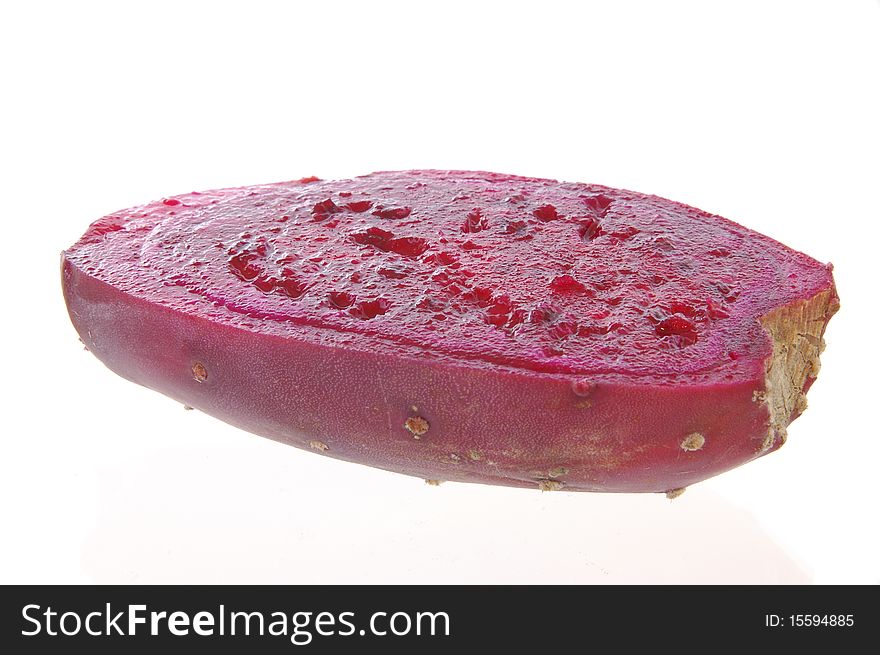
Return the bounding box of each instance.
[61,170,838,493]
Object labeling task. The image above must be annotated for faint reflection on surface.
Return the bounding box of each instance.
[82,443,809,584]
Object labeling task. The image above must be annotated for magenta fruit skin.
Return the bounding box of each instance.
[62,170,837,492]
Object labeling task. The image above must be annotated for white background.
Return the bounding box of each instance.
[1,1,878,584]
